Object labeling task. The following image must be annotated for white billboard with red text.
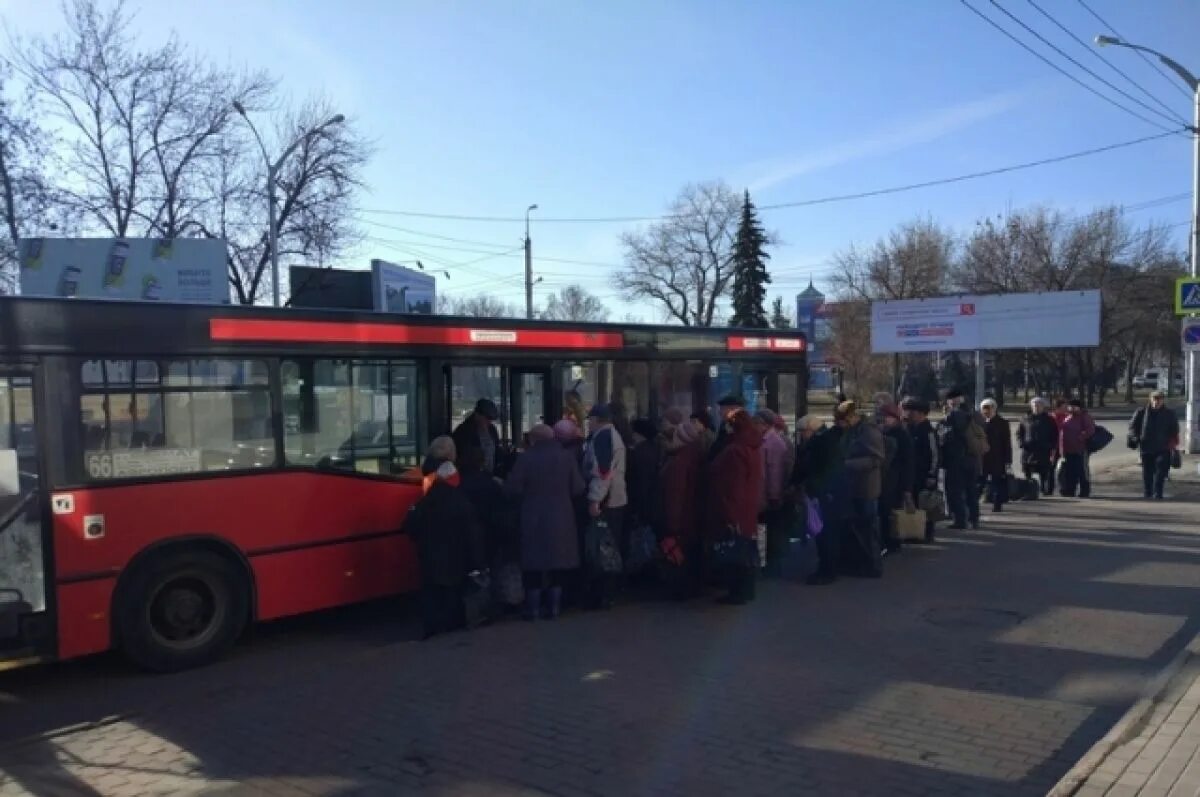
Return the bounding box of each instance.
[870,290,1101,353]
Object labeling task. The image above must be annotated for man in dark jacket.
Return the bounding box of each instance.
[452,398,501,475]
[1129,390,1180,500]
[939,389,982,530]
[1018,397,1058,496]
[979,399,1013,512]
[626,418,662,530]
[902,397,939,541]
[878,404,914,554]
[799,420,845,586]
[837,401,886,578]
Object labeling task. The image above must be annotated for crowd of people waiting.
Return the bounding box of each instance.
[405,386,1181,638]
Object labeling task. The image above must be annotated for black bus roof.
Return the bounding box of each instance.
[0,296,808,360]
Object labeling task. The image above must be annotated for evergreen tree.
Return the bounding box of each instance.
[729,190,771,327]
[770,297,791,329]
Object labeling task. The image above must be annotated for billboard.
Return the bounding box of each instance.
[371,259,435,314]
[18,238,229,304]
[289,266,373,310]
[870,290,1101,354]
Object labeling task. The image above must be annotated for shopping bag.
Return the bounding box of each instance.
[490,561,524,606]
[804,495,824,537]
[779,535,817,582]
[625,523,658,574]
[1018,478,1040,501]
[918,490,947,523]
[1171,450,1183,470]
[584,518,623,574]
[892,507,927,541]
[712,527,759,569]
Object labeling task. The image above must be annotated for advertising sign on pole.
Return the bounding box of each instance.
[371,259,436,314]
[870,290,1101,354]
[18,238,230,304]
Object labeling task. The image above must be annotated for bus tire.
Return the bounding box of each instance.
[116,549,249,673]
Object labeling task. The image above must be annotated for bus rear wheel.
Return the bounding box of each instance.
[117,550,248,673]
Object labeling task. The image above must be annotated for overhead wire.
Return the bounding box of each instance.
[1023,0,1189,126]
[1074,0,1195,102]
[357,129,1181,224]
[960,0,1183,134]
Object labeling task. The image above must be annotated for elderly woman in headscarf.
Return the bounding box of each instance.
[1017,396,1058,497]
[406,436,484,639]
[505,423,586,619]
[660,412,705,597]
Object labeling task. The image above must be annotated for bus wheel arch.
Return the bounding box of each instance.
[112,536,254,673]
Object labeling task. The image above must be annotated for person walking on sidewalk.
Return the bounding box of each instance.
[1129,390,1180,500]
[1018,397,1058,496]
[505,424,586,620]
[1058,399,1095,498]
[979,399,1013,513]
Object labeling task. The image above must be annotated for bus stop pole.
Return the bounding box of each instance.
[975,350,986,408]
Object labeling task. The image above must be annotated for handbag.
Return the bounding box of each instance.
[918,489,947,523]
[712,526,759,568]
[804,495,824,537]
[1171,450,1183,470]
[1087,426,1114,453]
[778,535,817,582]
[462,570,493,628]
[892,507,927,541]
[584,518,623,574]
[625,523,658,574]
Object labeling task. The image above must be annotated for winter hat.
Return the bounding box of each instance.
[878,404,902,421]
[717,394,746,408]
[587,403,612,421]
[474,398,500,420]
[528,423,554,443]
[675,419,699,445]
[662,407,685,428]
[834,400,859,420]
[553,419,580,442]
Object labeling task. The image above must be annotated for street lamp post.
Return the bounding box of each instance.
[233,102,345,307]
[1096,36,1200,454]
[524,204,538,320]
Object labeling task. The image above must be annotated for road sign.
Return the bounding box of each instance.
[1177,277,1200,315]
[1184,317,1200,351]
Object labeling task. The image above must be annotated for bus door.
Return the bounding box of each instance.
[0,365,48,658]
[509,367,551,445]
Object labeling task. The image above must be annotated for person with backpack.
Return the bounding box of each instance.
[939,389,985,530]
[1128,390,1180,500]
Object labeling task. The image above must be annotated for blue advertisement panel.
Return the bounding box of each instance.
[371,259,436,314]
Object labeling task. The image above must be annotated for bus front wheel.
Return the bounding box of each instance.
[117,550,249,672]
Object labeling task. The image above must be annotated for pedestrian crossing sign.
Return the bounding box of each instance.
[1178,278,1200,315]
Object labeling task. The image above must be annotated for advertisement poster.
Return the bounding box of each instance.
[18,238,230,304]
[371,259,436,314]
[870,290,1101,353]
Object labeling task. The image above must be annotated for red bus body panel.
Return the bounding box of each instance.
[52,472,422,659]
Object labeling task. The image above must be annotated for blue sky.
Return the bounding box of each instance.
[4,0,1197,320]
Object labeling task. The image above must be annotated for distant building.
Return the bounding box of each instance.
[795,281,836,389]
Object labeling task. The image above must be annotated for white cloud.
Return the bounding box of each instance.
[743,90,1025,193]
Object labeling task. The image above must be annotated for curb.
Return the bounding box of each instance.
[1047,631,1200,796]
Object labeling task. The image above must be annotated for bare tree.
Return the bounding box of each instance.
[438,293,520,318]
[830,217,954,301]
[825,299,890,399]
[14,0,365,305]
[0,59,56,292]
[541,284,608,322]
[616,181,740,326]
[200,100,370,304]
[953,207,1181,404]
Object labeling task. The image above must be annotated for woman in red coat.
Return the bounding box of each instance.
[708,410,764,605]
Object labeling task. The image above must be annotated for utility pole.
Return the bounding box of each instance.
[1096,36,1199,452]
[524,204,538,320]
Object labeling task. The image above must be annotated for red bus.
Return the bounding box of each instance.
[0,297,807,672]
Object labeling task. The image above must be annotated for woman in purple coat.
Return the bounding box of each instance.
[505,423,586,620]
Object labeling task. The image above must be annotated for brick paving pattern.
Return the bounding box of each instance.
[2,472,1199,797]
